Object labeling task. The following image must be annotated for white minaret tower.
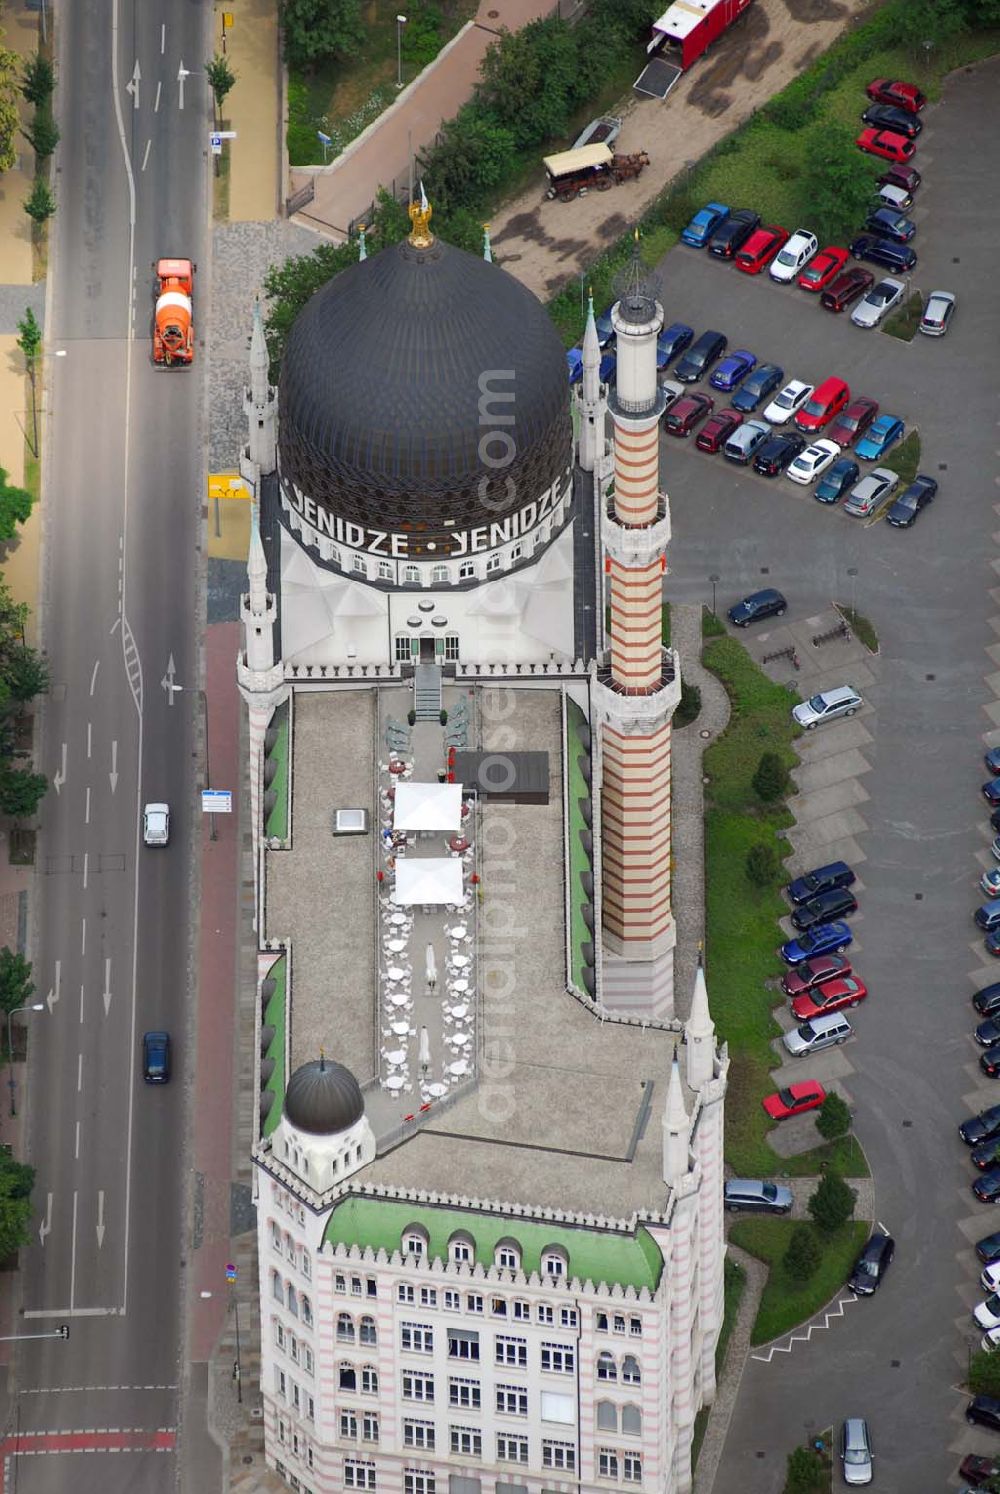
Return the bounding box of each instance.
[684,952,728,1408]
[576,290,608,475]
[237,502,289,897]
[685,951,715,1089]
[662,1055,689,1186]
[592,238,681,1017]
[241,297,277,487]
[482,223,493,263]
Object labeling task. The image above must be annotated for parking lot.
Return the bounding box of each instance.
[649,57,1000,1494]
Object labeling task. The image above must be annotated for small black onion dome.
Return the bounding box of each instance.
[284,1055,364,1136]
[277,236,572,539]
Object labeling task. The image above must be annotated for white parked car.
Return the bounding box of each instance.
[876,181,912,211]
[763,380,814,426]
[793,686,862,730]
[786,438,840,486]
[974,1292,1000,1332]
[769,229,818,283]
[842,466,899,518]
[919,290,956,336]
[982,1262,1000,1294]
[143,803,170,846]
[983,1325,1000,1354]
[850,276,906,329]
[660,379,684,413]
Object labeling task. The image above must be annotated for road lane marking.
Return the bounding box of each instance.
[89,660,100,696]
[87,722,92,758]
[161,22,165,52]
[70,1191,78,1307]
[46,961,60,1013]
[141,138,151,172]
[38,1193,52,1246]
[53,742,67,793]
[79,983,84,1024]
[75,1121,80,1159]
[96,1190,105,1248]
[109,740,118,792]
[177,60,188,109]
[19,1384,178,1393]
[82,851,88,889]
[80,919,86,957]
[24,1307,119,1319]
[154,79,161,112]
[103,959,112,1016]
[126,58,141,109]
[84,787,90,826]
[77,1053,82,1091]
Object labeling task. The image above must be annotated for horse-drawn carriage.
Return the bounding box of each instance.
[543,144,651,202]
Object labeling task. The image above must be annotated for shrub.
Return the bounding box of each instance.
[23,177,55,225]
[970,1347,1000,1397]
[815,1091,852,1142]
[24,106,59,159]
[21,55,55,107]
[784,1444,827,1494]
[783,1224,818,1284]
[807,1171,856,1235]
[752,750,789,803]
[674,680,701,729]
[746,842,780,888]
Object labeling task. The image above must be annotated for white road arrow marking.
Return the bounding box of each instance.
[53,742,67,793]
[96,1191,106,1249]
[38,1193,52,1246]
[126,59,141,110]
[177,61,188,110]
[89,660,100,696]
[161,654,183,705]
[46,960,61,1013]
[109,740,118,793]
[103,959,112,1017]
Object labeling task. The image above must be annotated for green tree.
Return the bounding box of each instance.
[20,54,55,107]
[746,842,780,887]
[895,0,967,55]
[16,307,42,459]
[783,1224,817,1284]
[205,54,236,124]
[477,18,583,151]
[23,176,56,226]
[0,1150,35,1260]
[969,1348,1000,1397]
[0,760,47,819]
[801,120,879,242]
[1,643,49,705]
[402,4,445,67]
[420,110,516,212]
[0,947,34,1020]
[0,468,33,544]
[816,1091,852,1142]
[783,1443,827,1494]
[752,750,789,803]
[807,1171,856,1235]
[674,680,702,729]
[0,46,21,173]
[280,0,363,70]
[23,105,59,159]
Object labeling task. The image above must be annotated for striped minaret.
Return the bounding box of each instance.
[592,237,681,1017]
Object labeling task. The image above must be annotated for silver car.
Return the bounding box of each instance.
[919,289,956,336]
[850,276,906,329]
[723,418,770,464]
[842,466,899,518]
[840,1417,873,1486]
[660,378,684,412]
[792,685,862,730]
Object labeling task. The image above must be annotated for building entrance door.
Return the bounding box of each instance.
[419,637,437,663]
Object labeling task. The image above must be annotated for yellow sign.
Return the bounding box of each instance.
[208,473,251,501]
[222,11,234,27]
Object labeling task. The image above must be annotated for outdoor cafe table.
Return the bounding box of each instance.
[384,1049,407,1066]
[388,991,411,1009]
[385,1074,406,1091]
[389,1020,411,1036]
[448,836,470,853]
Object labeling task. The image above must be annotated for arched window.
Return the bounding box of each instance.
[597,1351,617,1382]
[271,1269,283,1302]
[339,1362,357,1391]
[495,1239,520,1272]
[284,1231,295,1259]
[596,1400,618,1432]
[301,1249,311,1279]
[337,1311,354,1342]
[270,1221,282,1251]
[485,553,501,574]
[458,560,476,580]
[622,1354,641,1384]
[302,1295,313,1327]
[404,565,420,584]
[449,1231,475,1265]
[287,1282,298,1316]
[361,1366,379,1394]
[378,560,393,581]
[622,1404,642,1436]
[359,1315,377,1345]
[432,564,450,584]
[403,1225,429,1259]
[352,555,367,577]
[541,1247,568,1279]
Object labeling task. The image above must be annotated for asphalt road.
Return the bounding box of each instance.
[9,0,210,1487]
[651,58,1000,1493]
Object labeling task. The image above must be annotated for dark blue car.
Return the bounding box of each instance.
[566,347,583,385]
[710,349,757,393]
[848,234,917,272]
[599,351,616,384]
[815,457,860,505]
[885,474,937,528]
[681,201,730,248]
[864,206,916,243]
[787,861,856,906]
[780,921,853,965]
[727,588,787,628]
[730,362,783,413]
[987,748,1000,776]
[657,322,694,369]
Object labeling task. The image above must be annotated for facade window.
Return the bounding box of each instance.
[337,1313,355,1343]
[277,1418,287,1444]
[349,1275,361,1296]
[597,1352,617,1381]
[444,1290,460,1311]
[339,1364,357,1391]
[495,1244,520,1271]
[491,1298,507,1318]
[404,565,420,584]
[359,1316,377,1346]
[540,1342,575,1373]
[401,1323,433,1354]
[622,1405,642,1436]
[274,1320,285,1350]
[513,1300,530,1321]
[344,1460,376,1490]
[420,1288,437,1308]
[272,1270,283,1303]
[510,543,522,562]
[402,1371,434,1402]
[403,1475,435,1494]
[352,555,367,576]
[497,1434,529,1464]
[275,1368,287,1399]
[448,1377,481,1409]
[444,634,460,661]
[303,1345,314,1376]
[448,1329,480,1361]
[458,561,476,580]
[542,1250,567,1279]
[395,635,412,664]
[597,1401,618,1432]
[335,1274,347,1294]
[285,1232,295,1259]
[306,1394,315,1422]
[378,560,394,581]
[432,564,450,583]
[560,1307,578,1328]
[403,1228,428,1258]
[271,1221,282,1251]
[629,1316,642,1337]
[466,1294,483,1314]
[536,1303,553,1325]
[403,1420,435,1450]
[622,1355,641,1385]
[302,1296,313,1327]
[450,1235,474,1265]
[340,1410,358,1440]
[596,1312,609,1332]
[485,553,501,574]
[361,1366,378,1394]
[450,1425,482,1456]
[495,1384,528,1417]
[613,1315,626,1334]
[542,1441,576,1470]
[290,1335,299,1364]
[362,1413,379,1443]
[302,1251,312,1279]
[398,1283,415,1304]
[624,1452,643,1483]
[599,1449,619,1479]
[367,1277,378,1298]
[495,1335,527,1368]
[292,1382,301,1413]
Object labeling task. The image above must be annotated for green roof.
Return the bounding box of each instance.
[324,1197,664,1292]
[262,955,287,1139]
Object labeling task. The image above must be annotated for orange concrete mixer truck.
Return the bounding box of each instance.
[152,258,195,366]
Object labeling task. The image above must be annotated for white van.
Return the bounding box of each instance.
[782,1010,852,1057]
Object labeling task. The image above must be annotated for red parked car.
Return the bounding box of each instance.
[797,245,849,293]
[762,1081,827,1121]
[878,163,921,194]
[734,224,789,275]
[664,391,713,437]
[828,396,879,449]
[821,266,874,313]
[781,954,853,999]
[857,127,917,163]
[866,77,926,113]
[791,976,868,1022]
[794,377,850,434]
[696,408,743,453]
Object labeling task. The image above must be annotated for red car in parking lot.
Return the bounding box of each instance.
[791,976,868,1022]
[797,245,849,293]
[695,408,743,453]
[734,224,789,275]
[794,376,850,434]
[762,1081,827,1121]
[857,127,917,163]
[828,396,879,449]
[781,953,853,999]
[878,163,921,194]
[866,77,926,113]
[664,391,713,437]
[821,266,874,313]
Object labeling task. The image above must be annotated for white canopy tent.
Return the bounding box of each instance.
[392,858,465,907]
[393,781,463,833]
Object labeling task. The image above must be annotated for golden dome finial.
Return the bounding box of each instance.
[408,181,434,248]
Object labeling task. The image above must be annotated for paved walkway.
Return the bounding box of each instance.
[216,0,281,221]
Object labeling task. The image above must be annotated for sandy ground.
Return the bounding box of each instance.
[490,0,869,298]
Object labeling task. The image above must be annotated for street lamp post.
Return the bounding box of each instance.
[7,1003,45,1117]
[396,15,407,89]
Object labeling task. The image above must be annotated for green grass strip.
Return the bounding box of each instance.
[262,955,288,1139]
[265,704,289,840]
[566,698,593,994]
[729,1216,868,1346]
